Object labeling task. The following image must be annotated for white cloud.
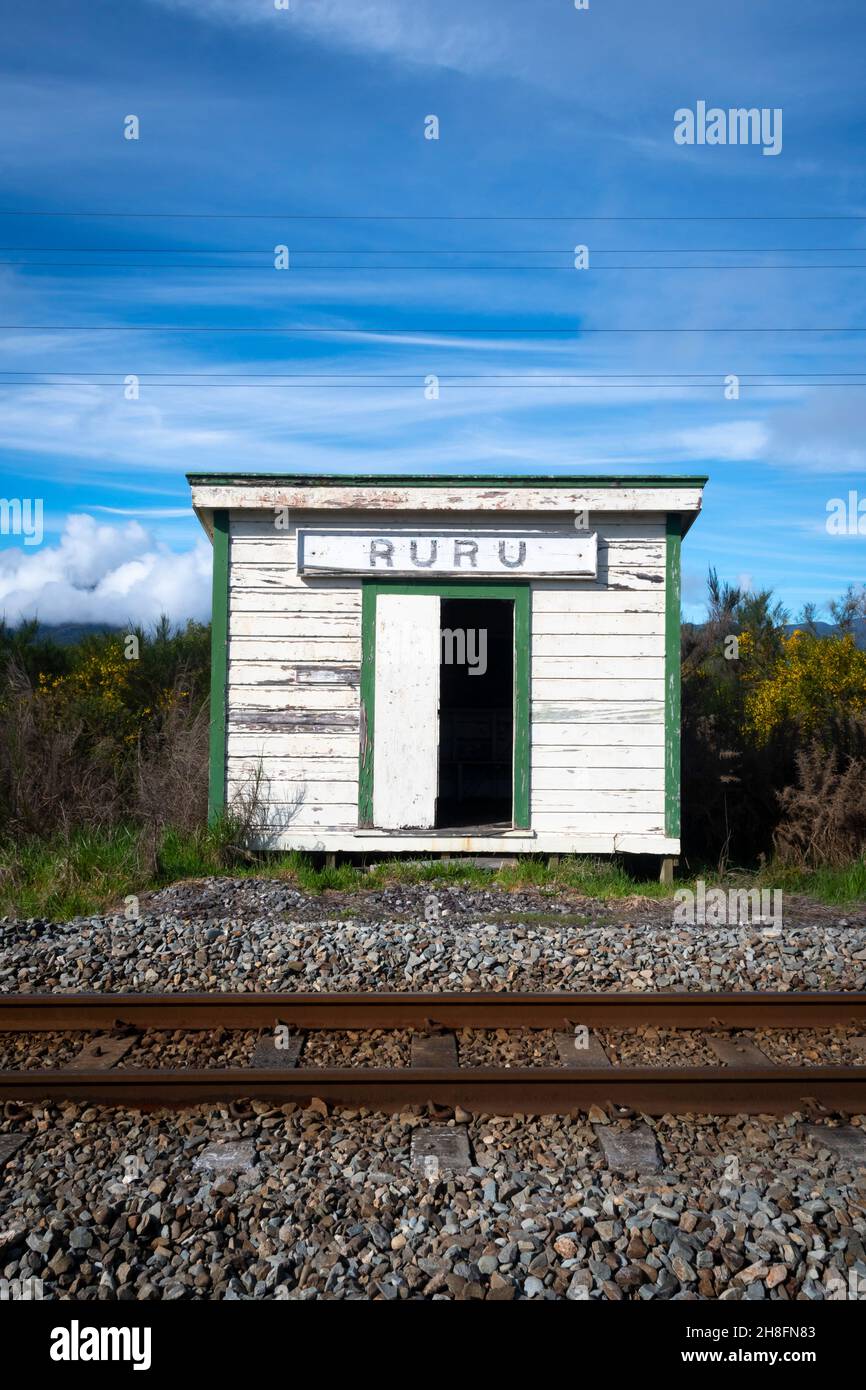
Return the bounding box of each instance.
[151,0,504,75]
[673,420,769,462]
[0,514,211,626]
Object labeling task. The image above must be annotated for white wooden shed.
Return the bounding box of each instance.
[188,473,705,861]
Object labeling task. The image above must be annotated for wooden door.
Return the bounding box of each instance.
[372,593,440,828]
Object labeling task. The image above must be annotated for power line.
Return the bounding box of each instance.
[3,246,865,254]
[4,260,866,270]
[1,379,863,390]
[1,211,864,221]
[1,370,863,380]
[3,324,866,334]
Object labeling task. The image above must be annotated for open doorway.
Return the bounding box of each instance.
[436,597,514,830]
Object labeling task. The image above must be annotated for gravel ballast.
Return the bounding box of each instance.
[1,1101,864,1301]
[2,876,865,996]
[2,875,865,1302]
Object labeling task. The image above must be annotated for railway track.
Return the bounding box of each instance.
[1,991,866,1114]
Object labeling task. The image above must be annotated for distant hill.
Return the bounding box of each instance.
[783,620,866,649]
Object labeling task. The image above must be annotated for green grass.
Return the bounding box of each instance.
[1,825,864,920]
[0,825,146,920]
[0,821,232,920]
[758,858,866,907]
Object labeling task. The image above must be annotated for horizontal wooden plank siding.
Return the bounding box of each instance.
[228,757,358,779]
[532,743,664,767]
[217,506,677,852]
[528,514,666,832]
[227,779,359,805]
[225,510,362,832]
[532,766,665,791]
[227,733,358,759]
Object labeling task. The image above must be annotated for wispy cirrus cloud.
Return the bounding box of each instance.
[149,0,506,75]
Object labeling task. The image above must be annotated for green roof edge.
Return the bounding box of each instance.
[187,471,709,487]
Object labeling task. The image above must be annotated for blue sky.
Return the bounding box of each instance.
[1,0,865,624]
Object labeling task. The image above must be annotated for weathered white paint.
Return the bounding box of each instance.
[229,637,360,660]
[241,802,359,829]
[230,614,359,637]
[297,528,598,578]
[229,661,361,683]
[372,592,440,829]
[532,700,664,723]
[227,733,358,758]
[231,513,666,538]
[532,766,664,791]
[191,488,705,856]
[531,722,665,746]
[532,656,665,679]
[249,830,680,854]
[532,634,660,656]
[192,482,703,517]
[533,612,664,635]
[534,789,664,812]
[230,685,358,709]
[228,779,358,804]
[532,744,664,768]
[228,756,358,779]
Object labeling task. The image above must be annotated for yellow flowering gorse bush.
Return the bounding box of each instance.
[743,629,866,741]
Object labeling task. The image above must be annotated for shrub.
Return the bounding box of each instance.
[774,738,866,868]
[743,629,866,742]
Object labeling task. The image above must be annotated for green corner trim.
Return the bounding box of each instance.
[512,586,531,828]
[207,509,230,824]
[665,514,682,839]
[358,580,531,830]
[358,584,377,826]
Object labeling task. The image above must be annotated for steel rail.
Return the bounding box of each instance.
[2,991,866,1031]
[1,1064,866,1114]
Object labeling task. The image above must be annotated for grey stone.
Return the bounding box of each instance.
[595,1123,662,1173]
[192,1141,258,1175]
[801,1126,866,1166]
[0,1134,29,1165]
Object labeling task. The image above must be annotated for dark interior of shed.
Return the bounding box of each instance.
[436,597,514,830]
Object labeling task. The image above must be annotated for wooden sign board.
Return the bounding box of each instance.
[298,529,598,578]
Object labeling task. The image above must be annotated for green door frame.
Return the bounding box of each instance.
[359,580,531,830]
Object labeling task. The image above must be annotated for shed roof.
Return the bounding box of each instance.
[187,471,707,538]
